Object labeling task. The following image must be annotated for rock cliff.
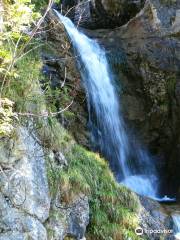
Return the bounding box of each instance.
[0,100,50,239]
[58,0,180,196]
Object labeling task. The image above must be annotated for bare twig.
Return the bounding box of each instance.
[15,43,44,62]
[61,66,67,88]
[17,0,54,59]
[17,100,73,118]
[0,0,53,96]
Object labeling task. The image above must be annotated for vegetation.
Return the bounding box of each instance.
[0,0,41,96]
[44,115,143,239]
[66,146,141,240]
[0,97,15,137]
[0,1,144,240]
[47,133,143,240]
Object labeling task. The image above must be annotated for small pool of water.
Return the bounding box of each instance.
[156,195,176,203]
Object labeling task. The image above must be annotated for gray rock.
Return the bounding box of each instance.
[46,194,89,240]
[0,126,50,239]
[0,192,47,240]
[0,232,27,240]
[54,151,68,167]
[0,127,50,222]
[0,136,25,167]
[139,196,174,240]
[67,195,89,239]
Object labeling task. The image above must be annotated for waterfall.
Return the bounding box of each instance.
[173,215,180,239]
[54,10,174,201]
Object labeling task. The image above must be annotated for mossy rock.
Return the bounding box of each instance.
[47,140,143,240]
[0,98,16,137]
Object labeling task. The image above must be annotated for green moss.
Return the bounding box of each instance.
[166,75,176,97]
[31,0,60,11]
[47,229,55,240]
[159,0,177,6]
[47,143,144,240]
[64,237,75,240]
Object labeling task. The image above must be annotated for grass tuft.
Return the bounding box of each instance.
[47,143,144,240]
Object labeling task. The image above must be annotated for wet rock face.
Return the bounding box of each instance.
[0,127,50,239]
[47,0,180,194]
[59,0,145,29]
[90,0,180,194]
[53,0,180,194]
[139,196,175,240]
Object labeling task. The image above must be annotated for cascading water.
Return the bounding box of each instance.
[173,215,180,239]
[54,10,174,201]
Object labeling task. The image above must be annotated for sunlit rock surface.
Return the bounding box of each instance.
[0,127,50,239]
[46,194,89,240]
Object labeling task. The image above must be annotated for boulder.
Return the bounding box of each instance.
[0,192,47,240]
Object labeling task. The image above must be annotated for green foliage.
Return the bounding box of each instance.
[4,50,44,111]
[3,0,40,33]
[31,0,49,11]
[37,116,74,153]
[31,0,60,11]
[0,0,42,95]
[42,79,73,111]
[47,143,143,240]
[0,98,15,137]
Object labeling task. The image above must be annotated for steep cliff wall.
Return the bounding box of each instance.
[100,0,180,194]
[59,0,180,196]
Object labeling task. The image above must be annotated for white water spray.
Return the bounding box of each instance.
[54,10,174,201]
[173,215,180,239]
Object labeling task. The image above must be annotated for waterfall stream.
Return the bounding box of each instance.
[173,215,180,239]
[54,10,175,201]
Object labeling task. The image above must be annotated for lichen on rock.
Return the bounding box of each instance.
[0,124,50,239]
[0,98,15,137]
